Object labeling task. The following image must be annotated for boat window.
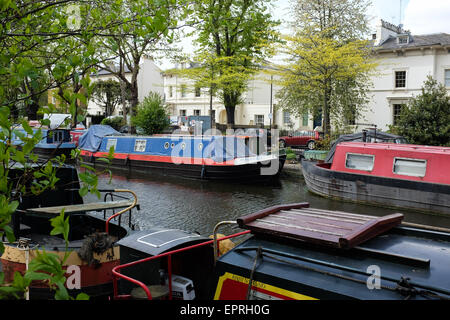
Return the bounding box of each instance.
[345,153,375,171]
[134,139,147,152]
[198,143,203,151]
[393,158,427,177]
[164,142,169,149]
[106,139,117,151]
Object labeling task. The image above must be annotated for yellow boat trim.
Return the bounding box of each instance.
[214,272,318,300]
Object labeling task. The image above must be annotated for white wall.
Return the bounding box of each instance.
[163,70,305,131]
[363,47,450,131]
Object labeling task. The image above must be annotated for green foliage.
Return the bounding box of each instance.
[181,0,280,125]
[91,80,124,117]
[132,92,170,135]
[275,0,376,136]
[392,76,450,146]
[315,135,333,151]
[0,0,159,300]
[101,116,125,131]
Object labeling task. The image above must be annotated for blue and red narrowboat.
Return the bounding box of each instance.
[11,127,77,160]
[301,142,450,214]
[78,125,285,182]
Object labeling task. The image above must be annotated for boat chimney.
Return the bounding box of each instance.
[362,130,367,143]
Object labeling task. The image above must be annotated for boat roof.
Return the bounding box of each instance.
[338,142,450,155]
[222,203,450,299]
[219,225,450,299]
[236,203,403,249]
[324,131,408,163]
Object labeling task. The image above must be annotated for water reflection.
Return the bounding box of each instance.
[84,167,450,236]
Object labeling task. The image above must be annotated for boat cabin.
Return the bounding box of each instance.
[330,142,450,185]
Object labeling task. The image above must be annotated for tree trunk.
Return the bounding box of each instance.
[323,83,332,137]
[223,90,238,127]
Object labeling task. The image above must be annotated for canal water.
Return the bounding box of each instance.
[85,167,450,237]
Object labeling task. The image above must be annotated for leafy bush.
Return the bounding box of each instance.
[315,134,332,150]
[132,92,170,135]
[285,147,297,161]
[101,116,125,131]
[393,76,450,146]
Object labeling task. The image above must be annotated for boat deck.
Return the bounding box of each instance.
[26,200,134,215]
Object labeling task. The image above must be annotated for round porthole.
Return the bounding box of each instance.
[181,143,186,150]
[198,143,203,151]
[164,142,169,149]
[171,143,175,148]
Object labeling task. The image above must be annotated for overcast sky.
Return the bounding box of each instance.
[155,0,450,69]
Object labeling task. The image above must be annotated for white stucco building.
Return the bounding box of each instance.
[163,63,313,131]
[363,20,450,131]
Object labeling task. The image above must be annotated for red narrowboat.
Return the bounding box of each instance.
[301,142,450,214]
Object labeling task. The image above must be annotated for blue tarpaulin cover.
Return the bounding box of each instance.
[203,136,255,162]
[78,125,121,152]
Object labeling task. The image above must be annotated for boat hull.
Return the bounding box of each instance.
[0,243,121,299]
[301,159,450,215]
[81,152,286,182]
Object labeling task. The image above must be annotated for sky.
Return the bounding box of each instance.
[154,0,450,70]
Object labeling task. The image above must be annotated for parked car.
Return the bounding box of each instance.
[279,131,321,150]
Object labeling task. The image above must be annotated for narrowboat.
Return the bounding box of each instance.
[0,164,139,299]
[78,125,285,182]
[302,142,450,215]
[110,203,450,300]
[11,127,77,160]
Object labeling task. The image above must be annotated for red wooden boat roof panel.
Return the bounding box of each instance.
[331,142,450,185]
[237,203,404,249]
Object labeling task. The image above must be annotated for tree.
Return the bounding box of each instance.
[393,76,450,147]
[186,0,280,126]
[94,0,186,128]
[91,80,123,117]
[132,92,170,135]
[275,0,376,136]
[0,0,160,299]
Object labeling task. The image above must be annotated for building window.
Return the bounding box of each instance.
[395,71,406,88]
[393,104,405,126]
[195,86,201,97]
[302,113,309,127]
[254,115,264,125]
[194,109,201,116]
[345,153,375,171]
[179,109,186,116]
[181,84,187,97]
[445,69,450,87]
[397,36,409,44]
[393,158,427,177]
[283,111,290,124]
[169,86,173,98]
